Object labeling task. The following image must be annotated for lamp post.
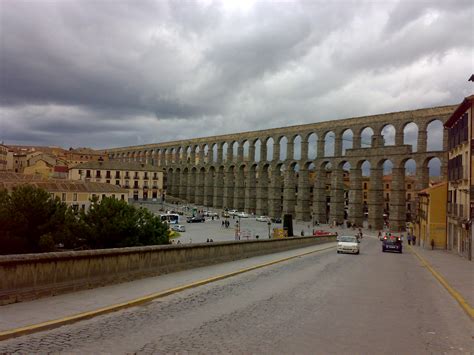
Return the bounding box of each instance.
[267,221,271,239]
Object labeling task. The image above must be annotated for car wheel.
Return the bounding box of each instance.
[337,250,340,254]
[356,250,360,255]
[382,248,385,252]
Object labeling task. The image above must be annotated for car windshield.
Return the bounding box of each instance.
[339,236,357,243]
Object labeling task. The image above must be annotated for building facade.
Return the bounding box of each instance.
[445,95,473,260]
[0,144,8,170]
[415,182,447,250]
[0,172,129,211]
[69,161,164,202]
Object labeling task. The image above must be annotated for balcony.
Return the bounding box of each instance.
[143,175,149,180]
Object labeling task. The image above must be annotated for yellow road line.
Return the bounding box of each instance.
[409,245,474,320]
[0,243,336,341]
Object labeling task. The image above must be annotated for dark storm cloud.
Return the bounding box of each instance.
[0,0,473,149]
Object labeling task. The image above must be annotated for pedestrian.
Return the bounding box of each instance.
[301,230,304,236]
[413,235,416,245]
[378,231,382,240]
[430,239,434,250]
[407,234,411,245]
[256,235,259,240]
[206,238,209,243]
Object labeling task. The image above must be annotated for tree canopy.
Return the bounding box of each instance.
[0,186,169,255]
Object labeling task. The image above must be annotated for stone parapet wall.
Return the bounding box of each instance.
[0,236,335,306]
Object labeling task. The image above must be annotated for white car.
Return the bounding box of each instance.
[228,209,238,216]
[337,236,360,254]
[171,224,186,232]
[256,215,270,222]
[236,212,249,218]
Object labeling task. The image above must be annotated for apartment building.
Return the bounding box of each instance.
[0,172,128,211]
[69,161,164,202]
[415,182,447,250]
[444,94,473,260]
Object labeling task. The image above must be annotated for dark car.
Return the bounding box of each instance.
[271,217,282,223]
[382,236,403,253]
[186,215,205,223]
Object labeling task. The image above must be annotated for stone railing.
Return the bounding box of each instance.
[0,236,335,305]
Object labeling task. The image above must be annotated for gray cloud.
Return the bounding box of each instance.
[0,0,473,151]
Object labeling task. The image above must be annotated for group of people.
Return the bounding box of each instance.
[221,220,231,228]
[407,234,417,245]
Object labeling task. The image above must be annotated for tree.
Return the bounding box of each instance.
[80,196,169,249]
[0,185,79,254]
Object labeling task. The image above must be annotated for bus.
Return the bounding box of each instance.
[160,213,180,224]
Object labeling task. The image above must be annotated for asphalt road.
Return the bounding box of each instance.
[0,236,472,354]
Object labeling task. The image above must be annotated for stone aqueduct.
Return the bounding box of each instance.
[106,105,456,231]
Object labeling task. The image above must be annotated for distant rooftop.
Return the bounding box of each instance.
[0,172,128,193]
[72,161,162,172]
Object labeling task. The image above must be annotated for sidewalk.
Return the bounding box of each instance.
[410,245,474,307]
[0,242,336,335]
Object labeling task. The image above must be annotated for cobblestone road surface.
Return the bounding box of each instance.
[0,237,472,354]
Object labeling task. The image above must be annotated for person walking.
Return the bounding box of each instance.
[407,234,412,245]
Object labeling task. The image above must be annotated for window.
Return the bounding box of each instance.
[78,170,82,175]
[106,171,111,178]
[134,172,139,179]
[73,193,77,201]
[96,170,101,178]
[62,193,66,201]
[121,194,125,200]
[363,183,367,190]
[125,180,130,188]
[407,184,411,189]
[385,184,389,189]
[363,192,367,199]
[407,193,411,200]
[115,171,120,178]
[86,170,91,178]
[153,172,158,180]
[144,172,149,180]
[125,171,130,179]
[116,180,120,185]
[134,181,139,188]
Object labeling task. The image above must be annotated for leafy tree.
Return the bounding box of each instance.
[0,185,79,254]
[80,196,169,249]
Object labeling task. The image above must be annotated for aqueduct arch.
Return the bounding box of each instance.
[106,105,455,231]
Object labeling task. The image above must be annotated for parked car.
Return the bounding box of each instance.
[204,211,218,217]
[271,217,282,223]
[186,215,205,223]
[382,235,403,253]
[313,230,332,237]
[256,216,271,222]
[171,224,186,232]
[337,235,360,254]
[236,212,249,218]
[228,209,238,216]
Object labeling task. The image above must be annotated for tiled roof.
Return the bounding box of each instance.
[0,172,128,193]
[72,161,162,172]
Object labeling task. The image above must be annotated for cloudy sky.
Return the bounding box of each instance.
[0,0,473,150]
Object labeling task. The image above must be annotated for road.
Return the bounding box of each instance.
[0,236,472,354]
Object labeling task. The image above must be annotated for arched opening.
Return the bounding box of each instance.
[243,141,250,161]
[254,139,261,162]
[381,124,396,146]
[212,144,218,163]
[324,131,335,157]
[427,157,441,179]
[266,137,274,161]
[186,147,191,163]
[293,135,302,160]
[194,146,200,165]
[427,120,444,151]
[232,142,239,160]
[360,127,374,148]
[308,133,317,159]
[403,122,418,152]
[342,129,353,156]
[279,136,288,161]
[203,145,209,164]
[222,143,228,162]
